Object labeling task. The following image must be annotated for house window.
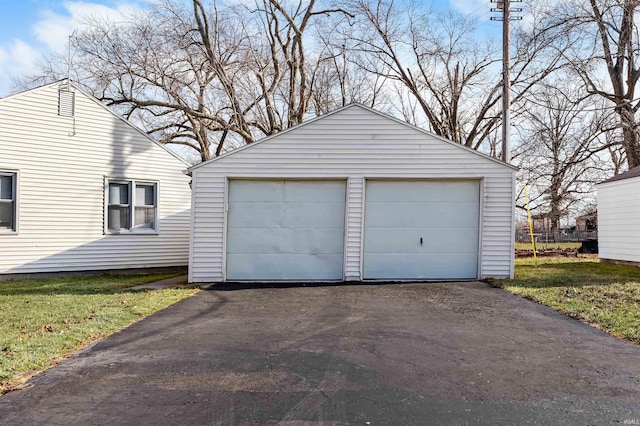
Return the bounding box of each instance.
[0,171,17,232]
[106,180,157,233]
[135,184,156,229]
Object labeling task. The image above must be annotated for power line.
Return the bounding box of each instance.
[513,88,640,112]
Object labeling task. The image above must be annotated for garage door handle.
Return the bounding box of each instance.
[420,237,423,246]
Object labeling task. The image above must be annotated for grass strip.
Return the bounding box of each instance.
[0,274,199,393]
[495,258,640,344]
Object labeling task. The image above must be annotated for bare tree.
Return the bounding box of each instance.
[65,1,257,162]
[20,0,358,162]
[513,85,617,230]
[343,0,566,154]
[541,0,640,168]
[310,31,388,114]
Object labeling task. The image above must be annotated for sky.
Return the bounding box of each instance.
[0,0,500,97]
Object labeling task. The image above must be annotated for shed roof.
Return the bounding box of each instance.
[600,165,640,184]
[189,103,518,172]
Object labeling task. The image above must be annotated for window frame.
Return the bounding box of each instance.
[104,178,159,235]
[0,170,18,234]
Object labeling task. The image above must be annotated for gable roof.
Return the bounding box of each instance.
[189,103,518,171]
[0,79,190,167]
[599,165,640,185]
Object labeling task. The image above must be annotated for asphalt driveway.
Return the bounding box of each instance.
[1,281,640,425]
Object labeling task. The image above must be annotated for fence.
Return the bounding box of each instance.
[515,230,597,243]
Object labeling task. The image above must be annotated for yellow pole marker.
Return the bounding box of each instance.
[524,185,537,265]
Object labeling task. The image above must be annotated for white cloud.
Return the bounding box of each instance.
[34,1,142,52]
[0,1,142,97]
[449,0,493,18]
[0,40,42,96]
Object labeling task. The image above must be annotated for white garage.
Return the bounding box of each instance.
[188,104,516,283]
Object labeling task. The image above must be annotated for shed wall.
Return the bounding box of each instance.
[190,105,515,282]
[598,178,640,262]
[0,83,191,274]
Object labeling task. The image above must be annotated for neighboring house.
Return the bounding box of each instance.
[0,81,191,276]
[597,166,640,265]
[575,210,597,231]
[188,104,517,283]
[532,216,555,233]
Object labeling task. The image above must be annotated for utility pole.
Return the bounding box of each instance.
[491,0,522,163]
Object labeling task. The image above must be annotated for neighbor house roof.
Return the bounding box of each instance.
[0,79,190,167]
[600,165,640,184]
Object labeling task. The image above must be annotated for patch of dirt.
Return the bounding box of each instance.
[515,248,578,258]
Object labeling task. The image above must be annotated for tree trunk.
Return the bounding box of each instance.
[618,105,640,168]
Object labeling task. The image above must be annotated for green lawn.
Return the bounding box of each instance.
[495,258,640,345]
[0,274,199,393]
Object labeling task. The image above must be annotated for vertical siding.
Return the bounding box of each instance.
[190,105,515,282]
[509,173,516,279]
[188,171,198,283]
[479,177,515,278]
[190,173,226,282]
[0,83,191,274]
[598,179,640,262]
[344,177,364,280]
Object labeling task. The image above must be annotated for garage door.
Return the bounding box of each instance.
[363,180,480,280]
[226,180,345,280]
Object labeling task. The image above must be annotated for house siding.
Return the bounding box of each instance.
[189,105,515,282]
[598,178,640,263]
[0,83,191,274]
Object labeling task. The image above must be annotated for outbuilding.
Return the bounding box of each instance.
[597,166,640,265]
[188,104,516,283]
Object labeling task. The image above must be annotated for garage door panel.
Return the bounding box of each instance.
[365,181,479,203]
[284,181,345,202]
[229,202,344,229]
[228,204,286,228]
[227,229,345,254]
[227,254,344,280]
[227,180,345,280]
[364,253,478,279]
[365,202,479,228]
[229,181,284,203]
[284,203,345,228]
[364,180,479,280]
[364,228,479,253]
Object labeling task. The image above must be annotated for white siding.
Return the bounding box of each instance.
[598,178,640,262]
[189,173,226,282]
[0,83,191,274]
[190,105,515,282]
[344,177,364,280]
